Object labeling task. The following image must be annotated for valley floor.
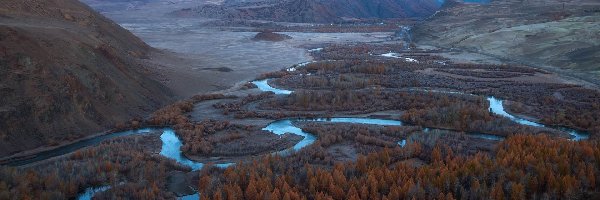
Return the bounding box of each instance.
[1,1,600,199]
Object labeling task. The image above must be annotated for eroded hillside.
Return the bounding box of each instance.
[0,0,174,158]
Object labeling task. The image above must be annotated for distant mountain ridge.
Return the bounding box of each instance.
[173,0,443,23]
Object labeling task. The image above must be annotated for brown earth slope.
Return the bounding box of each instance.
[0,0,174,158]
[414,0,600,86]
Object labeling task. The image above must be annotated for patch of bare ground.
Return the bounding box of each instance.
[167,171,197,197]
[252,31,292,42]
[140,51,250,97]
[408,130,498,156]
[184,131,303,163]
[502,100,546,123]
[324,142,358,162]
[417,68,573,85]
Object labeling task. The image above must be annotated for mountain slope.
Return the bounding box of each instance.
[413,0,600,85]
[174,0,442,23]
[0,0,174,158]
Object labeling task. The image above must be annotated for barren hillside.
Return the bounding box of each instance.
[414,0,600,85]
[0,0,174,158]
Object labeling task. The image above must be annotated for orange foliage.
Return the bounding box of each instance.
[199,135,600,200]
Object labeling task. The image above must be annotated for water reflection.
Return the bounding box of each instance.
[251,79,293,95]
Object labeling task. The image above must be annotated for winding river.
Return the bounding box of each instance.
[159,129,233,170]
[251,79,293,95]
[487,97,588,141]
[264,118,404,152]
[76,186,111,200]
[3,128,157,166]
[71,79,588,198]
[254,79,589,141]
[3,77,589,199]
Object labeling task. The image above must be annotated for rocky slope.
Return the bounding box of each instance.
[173,0,442,23]
[0,0,174,158]
[414,0,600,85]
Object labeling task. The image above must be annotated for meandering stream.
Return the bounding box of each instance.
[264,118,404,152]
[253,79,589,141]
[487,97,588,140]
[3,128,157,166]
[72,79,589,198]
[251,79,293,95]
[5,77,589,199]
[76,186,111,200]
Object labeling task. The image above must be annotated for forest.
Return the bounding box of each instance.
[264,49,600,138]
[197,135,599,200]
[3,0,600,199]
[0,134,188,199]
[2,31,599,200]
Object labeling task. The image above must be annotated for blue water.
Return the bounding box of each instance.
[262,119,317,151]
[253,77,589,141]
[487,97,544,127]
[251,79,292,95]
[69,94,585,199]
[160,129,233,171]
[264,117,406,151]
[469,133,504,141]
[178,193,199,200]
[299,118,403,126]
[558,127,589,141]
[160,129,205,170]
[27,72,594,199]
[77,186,111,200]
[398,139,407,147]
[487,97,588,140]
[75,129,232,199]
[4,128,156,166]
